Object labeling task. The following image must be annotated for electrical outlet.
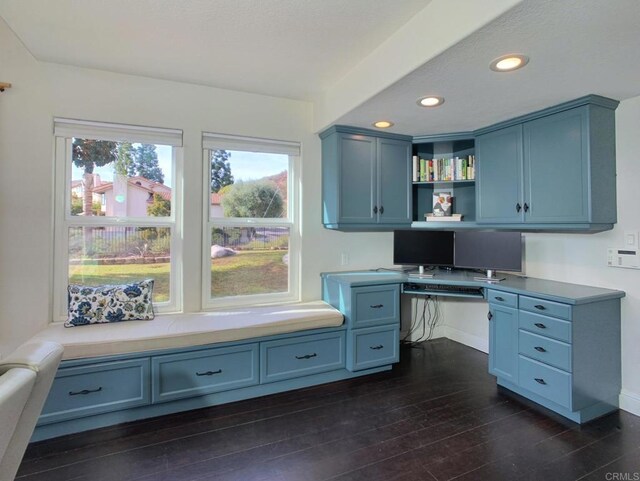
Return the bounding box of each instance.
[624,231,639,249]
[340,253,349,265]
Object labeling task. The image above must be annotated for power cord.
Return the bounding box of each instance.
[401,294,442,347]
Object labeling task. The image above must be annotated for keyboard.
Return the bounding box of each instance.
[402,283,484,297]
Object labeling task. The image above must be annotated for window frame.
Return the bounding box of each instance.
[52,119,183,321]
[201,133,301,309]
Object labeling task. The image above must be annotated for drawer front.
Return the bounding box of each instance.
[152,344,259,403]
[519,310,572,343]
[487,289,518,308]
[519,330,572,372]
[39,359,150,425]
[519,296,572,320]
[260,331,345,383]
[519,356,572,408]
[347,324,399,372]
[352,285,399,328]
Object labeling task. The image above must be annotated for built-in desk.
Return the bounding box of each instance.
[321,270,625,423]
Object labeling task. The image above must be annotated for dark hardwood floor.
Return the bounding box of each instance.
[18,339,640,481]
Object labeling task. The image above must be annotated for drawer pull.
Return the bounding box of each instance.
[369,345,384,350]
[534,378,547,385]
[69,387,102,396]
[534,322,547,329]
[494,296,505,302]
[295,353,317,360]
[534,346,547,353]
[370,304,384,309]
[196,369,222,376]
[534,304,546,310]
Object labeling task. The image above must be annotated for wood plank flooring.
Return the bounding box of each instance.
[18,339,640,481]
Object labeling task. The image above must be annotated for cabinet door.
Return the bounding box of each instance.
[338,134,377,224]
[488,303,519,383]
[377,138,411,224]
[476,125,524,223]
[523,107,589,223]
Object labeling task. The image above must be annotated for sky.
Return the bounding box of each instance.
[71,145,288,189]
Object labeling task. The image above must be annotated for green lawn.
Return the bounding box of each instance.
[212,250,288,297]
[69,250,288,301]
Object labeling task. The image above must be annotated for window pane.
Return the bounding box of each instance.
[211,227,289,298]
[69,226,171,302]
[70,139,172,217]
[210,150,288,219]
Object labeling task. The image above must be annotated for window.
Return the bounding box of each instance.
[53,119,183,320]
[202,133,300,307]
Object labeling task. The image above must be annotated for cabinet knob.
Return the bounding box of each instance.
[516,203,522,213]
[534,305,546,311]
[534,378,547,385]
[379,206,384,214]
[487,311,493,321]
[534,346,547,353]
[373,206,378,214]
[524,202,530,213]
[534,322,547,329]
[495,296,505,302]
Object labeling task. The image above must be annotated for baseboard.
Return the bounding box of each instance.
[444,326,488,354]
[620,389,640,417]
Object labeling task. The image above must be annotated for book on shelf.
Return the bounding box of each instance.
[425,213,463,222]
[412,156,419,182]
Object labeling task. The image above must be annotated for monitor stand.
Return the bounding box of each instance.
[473,269,505,283]
[408,265,434,279]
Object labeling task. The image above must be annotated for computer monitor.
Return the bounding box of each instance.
[454,231,523,282]
[393,230,454,277]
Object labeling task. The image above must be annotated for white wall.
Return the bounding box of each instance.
[0,21,394,357]
[0,18,53,358]
[436,95,640,416]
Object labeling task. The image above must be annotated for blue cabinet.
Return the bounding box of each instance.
[321,126,412,230]
[488,302,519,384]
[475,96,618,229]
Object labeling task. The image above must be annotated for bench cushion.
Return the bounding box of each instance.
[31,301,344,360]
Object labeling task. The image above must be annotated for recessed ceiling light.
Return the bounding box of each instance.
[417,96,444,107]
[373,120,394,129]
[490,54,529,72]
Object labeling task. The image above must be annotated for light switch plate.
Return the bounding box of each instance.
[624,231,639,249]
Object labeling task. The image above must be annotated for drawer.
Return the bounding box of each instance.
[487,289,518,309]
[519,330,572,372]
[519,356,572,409]
[352,285,399,328]
[152,344,259,403]
[39,359,150,425]
[260,331,345,383]
[519,296,572,320]
[519,310,572,343]
[347,324,399,372]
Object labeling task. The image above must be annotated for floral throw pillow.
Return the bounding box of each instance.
[66,279,155,327]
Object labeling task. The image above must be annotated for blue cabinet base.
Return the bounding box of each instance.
[497,378,618,424]
[32,363,391,442]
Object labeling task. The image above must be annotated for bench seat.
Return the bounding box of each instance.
[31,301,344,360]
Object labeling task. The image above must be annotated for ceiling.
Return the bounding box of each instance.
[0,0,430,101]
[1,0,640,136]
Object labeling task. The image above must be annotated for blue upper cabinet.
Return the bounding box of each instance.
[476,125,524,223]
[321,126,412,230]
[475,95,619,230]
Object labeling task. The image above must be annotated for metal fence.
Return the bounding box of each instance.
[69,227,170,258]
[211,226,289,250]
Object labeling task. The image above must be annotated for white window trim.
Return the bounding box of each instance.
[52,120,183,322]
[202,134,301,309]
